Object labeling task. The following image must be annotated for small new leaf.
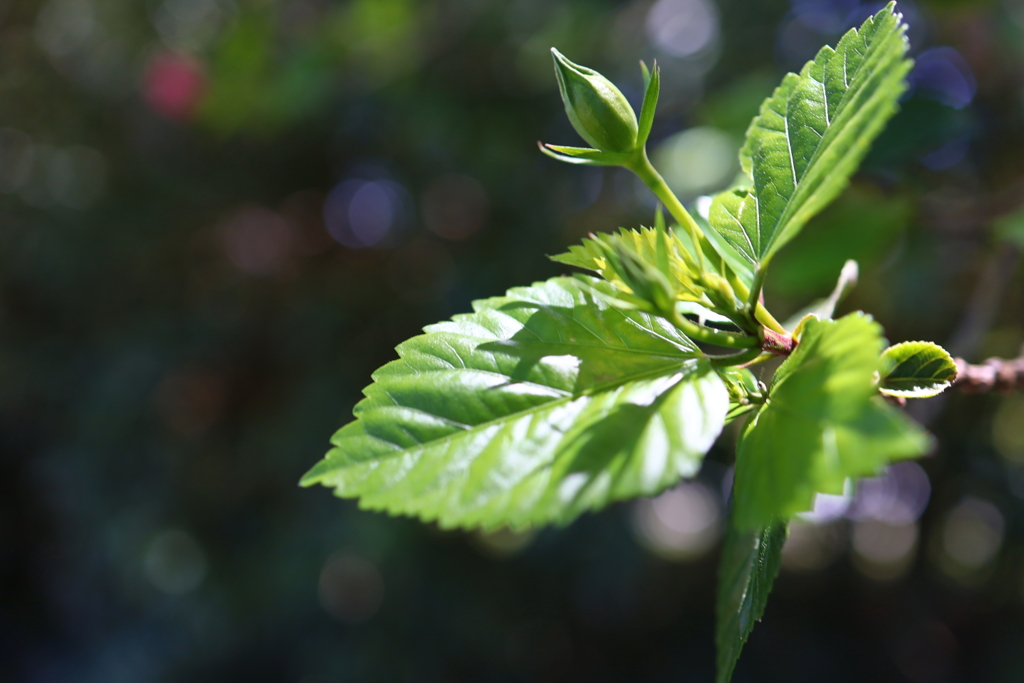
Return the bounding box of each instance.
[597,236,677,317]
[716,519,787,683]
[302,277,731,530]
[551,226,704,302]
[732,314,929,530]
[879,341,958,398]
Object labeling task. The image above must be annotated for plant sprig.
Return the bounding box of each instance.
[304,5,962,681]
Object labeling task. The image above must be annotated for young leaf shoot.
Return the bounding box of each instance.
[304,5,957,681]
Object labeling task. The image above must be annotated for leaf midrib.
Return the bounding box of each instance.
[759,20,904,260]
[431,332,696,360]
[886,357,953,383]
[356,358,702,463]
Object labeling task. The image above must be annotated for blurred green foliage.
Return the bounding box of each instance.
[769,185,911,298]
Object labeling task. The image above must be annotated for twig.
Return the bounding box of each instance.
[952,352,1024,394]
[911,242,1020,425]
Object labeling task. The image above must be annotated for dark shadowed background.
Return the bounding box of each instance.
[4,0,1024,681]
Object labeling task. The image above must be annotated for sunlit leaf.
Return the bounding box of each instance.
[551,226,704,301]
[716,519,787,683]
[707,3,912,268]
[302,277,731,529]
[708,187,760,268]
[879,341,958,398]
[692,204,756,287]
[732,314,929,530]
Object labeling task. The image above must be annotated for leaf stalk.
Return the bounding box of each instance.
[746,266,767,314]
[626,149,705,268]
[755,302,787,335]
[668,310,760,350]
[710,347,768,368]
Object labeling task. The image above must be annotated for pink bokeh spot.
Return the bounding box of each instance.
[143,52,207,122]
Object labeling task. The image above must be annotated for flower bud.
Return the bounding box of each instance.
[551,49,639,155]
[700,272,738,311]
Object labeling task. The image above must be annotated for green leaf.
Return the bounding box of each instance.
[708,3,912,268]
[880,341,958,398]
[732,314,929,530]
[551,226,704,302]
[721,366,763,424]
[707,187,760,269]
[553,226,676,271]
[676,211,756,290]
[637,63,660,149]
[699,191,757,286]
[716,519,787,683]
[302,276,731,530]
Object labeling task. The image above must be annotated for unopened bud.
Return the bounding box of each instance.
[701,272,737,310]
[551,49,639,154]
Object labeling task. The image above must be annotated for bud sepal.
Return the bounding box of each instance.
[636,60,660,150]
[537,142,633,167]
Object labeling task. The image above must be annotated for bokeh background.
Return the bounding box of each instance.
[4,0,1024,680]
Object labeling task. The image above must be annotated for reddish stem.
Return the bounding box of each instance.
[761,328,796,356]
[953,355,1024,394]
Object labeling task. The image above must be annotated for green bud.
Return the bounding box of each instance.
[701,272,738,310]
[551,48,639,154]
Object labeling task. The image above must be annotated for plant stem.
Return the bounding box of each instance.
[754,302,787,334]
[721,308,761,336]
[761,328,796,355]
[953,352,1024,393]
[626,149,705,267]
[742,263,787,335]
[668,311,760,349]
[727,269,751,302]
[623,146,793,345]
[709,347,766,368]
[627,149,787,338]
[747,265,767,312]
